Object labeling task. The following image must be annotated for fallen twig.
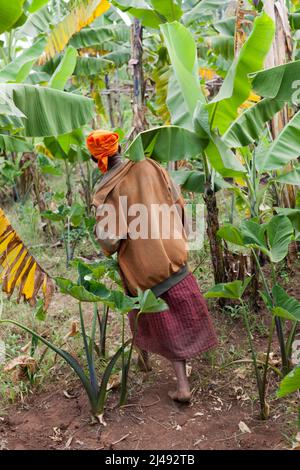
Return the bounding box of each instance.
[112,433,131,446]
[120,395,161,409]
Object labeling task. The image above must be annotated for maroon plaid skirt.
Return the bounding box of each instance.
[128,273,218,361]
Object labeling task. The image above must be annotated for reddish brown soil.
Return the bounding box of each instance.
[0,355,290,451]
[1,262,299,451]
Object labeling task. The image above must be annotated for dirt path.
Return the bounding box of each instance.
[0,356,287,451]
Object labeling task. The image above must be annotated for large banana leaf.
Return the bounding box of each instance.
[112,0,182,28]
[28,0,49,13]
[25,71,50,85]
[40,0,111,63]
[223,60,300,148]
[206,34,234,61]
[49,46,78,90]
[0,0,25,33]
[250,60,300,103]
[0,135,33,152]
[101,48,131,67]
[18,4,53,37]
[256,109,300,171]
[70,24,130,49]
[0,37,47,83]
[207,12,275,134]
[0,84,94,137]
[275,169,300,186]
[171,169,205,193]
[214,16,236,36]
[222,98,283,148]
[0,208,54,309]
[74,57,112,77]
[0,87,25,118]
[183,0,230,25]
[203,16,235,61]
[205,136,246,178]
[193,101,246,177]
[160,21,205,131]
[125,126,205,162]
[150,0,182,21]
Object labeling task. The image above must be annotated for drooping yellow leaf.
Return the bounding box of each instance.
[1,243,22,270]
[21,262,37,301]
[0,232,16,256]
[0,208,54,309]
[4,355,37,374]
[5,249,28,293]
[39,0,111,63]
[0,211,10,235]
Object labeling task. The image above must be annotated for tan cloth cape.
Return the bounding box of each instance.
[92,159,188,295]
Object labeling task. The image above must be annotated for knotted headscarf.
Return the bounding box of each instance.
[86,130,119,173]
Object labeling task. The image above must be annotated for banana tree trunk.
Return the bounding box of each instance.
[128,19,147,140]
[204,188,226,284]
[104,74,115,129]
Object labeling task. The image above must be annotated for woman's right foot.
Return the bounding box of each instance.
[168,389,191,403]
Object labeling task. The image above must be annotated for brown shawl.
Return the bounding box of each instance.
[92,159,188,295]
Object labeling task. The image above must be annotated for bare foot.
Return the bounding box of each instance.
[137,351,152,372]
[168,390,191,403]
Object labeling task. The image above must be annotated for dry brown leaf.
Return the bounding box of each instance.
[63,321,79,341]
[107,372,121,391]
[4,355,37,374]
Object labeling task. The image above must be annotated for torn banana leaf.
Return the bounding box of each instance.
[0,208,54,309]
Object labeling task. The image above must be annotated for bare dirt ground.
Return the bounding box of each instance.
[0,351,293,451]
[1,255,299,451]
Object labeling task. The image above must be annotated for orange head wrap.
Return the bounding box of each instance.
[86,130,119,173]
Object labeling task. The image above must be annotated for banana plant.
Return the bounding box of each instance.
[125,10,300,285]
[125,12,275,286]
[112,0,183,28]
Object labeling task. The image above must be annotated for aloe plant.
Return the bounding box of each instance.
[1,260,167,423]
